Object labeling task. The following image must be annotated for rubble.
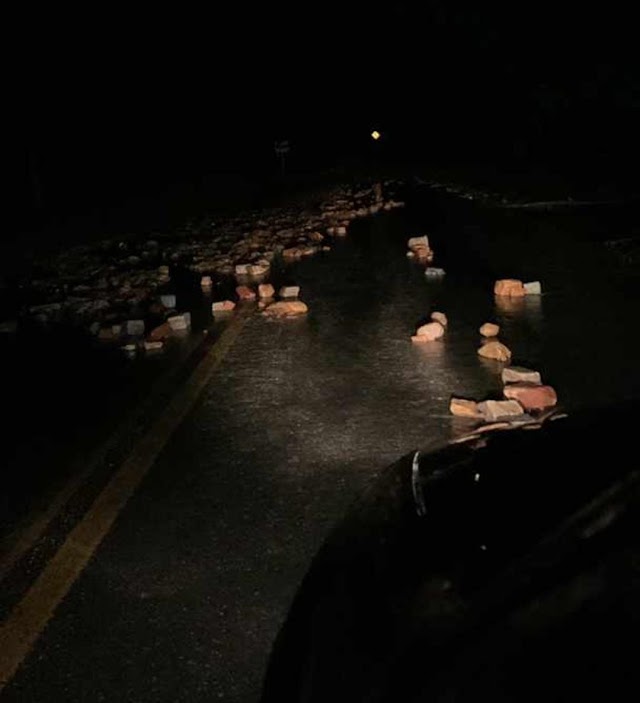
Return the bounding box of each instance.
[477,340,512,362]
[524,281,542,295]
[212,300,236,313]
[502,366,542,385]
[415,321,445,341]
[236,286,256,301]
[503,383,558,411]
[477,400,524,422]
[262,301,308,317]
[258,284,275,299]
[450,398,480,417]
[279,286,300,299]
[479,322,500,337]
[494,279,526,297]
[431,311,447,328]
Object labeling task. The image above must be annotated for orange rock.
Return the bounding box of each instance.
[480,322,500,337]
[450,398,480,417]
[262,301,308,317]
[503,383,557,411]
[149,322,173,341]
[477,340,512,362]
[212,300,236,313]
[258,284,275,299]
[236,286,256,301]
[416,321,445,341]
[431,311,447,327]
[494,279,526,297]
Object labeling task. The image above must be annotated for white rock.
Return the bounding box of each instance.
[279,286,300,299]
[408,236,429,251]
[144,340,163,352]
[425,267,446,277]
[477,400,525,422]
[524,281,542,295]
[502,366,542,385]
[167,314,190,331]
[235,264,250,275]
[201,276,212,288]
[160,294,176,308]
[126,319,145,336]
[335,226,347,236]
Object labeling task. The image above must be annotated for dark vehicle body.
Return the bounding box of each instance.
[262,404,639,702]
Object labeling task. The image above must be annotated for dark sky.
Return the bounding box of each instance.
[7,2,640,215]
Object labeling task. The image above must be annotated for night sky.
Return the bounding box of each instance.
[6,2,640,222]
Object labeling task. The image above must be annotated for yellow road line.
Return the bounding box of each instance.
[0,313,248,690]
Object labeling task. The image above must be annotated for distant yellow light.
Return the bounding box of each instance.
[371,130,381,141]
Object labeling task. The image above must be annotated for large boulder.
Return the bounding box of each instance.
[415,321,445,341]
[502,366,542,385]
[494,279,526,297]
[262,301,308,318]
[503,383,557,411]
[477,340,512,362]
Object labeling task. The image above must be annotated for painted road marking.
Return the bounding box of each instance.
[0,313,248,690]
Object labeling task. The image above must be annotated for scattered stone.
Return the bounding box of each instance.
[282,247,303,259]
[262,301,308,317]
[431,311,447,328]
[126,319,145,336]
[258,283,275,299]
[144,340,163,352]
[477,400,524,422]
[212,300,236,313]
[167,313,190,331]
[503,383,558,411]
[494,279,526,297]
[425,267,446,277]
[407,236,429,252]
[235,264,250,275]
[480,322,500,337]
[97,327,114,341]
[415,321,445,341]
[160,294,176,309]
[477,340,512,362]
[309,231,324,242]
[111,324,122,337]
[406,251,416,259]
[335,226,347,236]
[121,343,137,356]
[524,281,542,295]
[450,398,480,417]
[236,286,256,301]
[321,246,331,252]
[250,263,270,276]
[201,276,212,288]
[149,322,173,340]
[502,366,542,385]
[279,286,300,299]
[158,265,170,276]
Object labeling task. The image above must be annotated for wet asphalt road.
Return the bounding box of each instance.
[3,194,639,701]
